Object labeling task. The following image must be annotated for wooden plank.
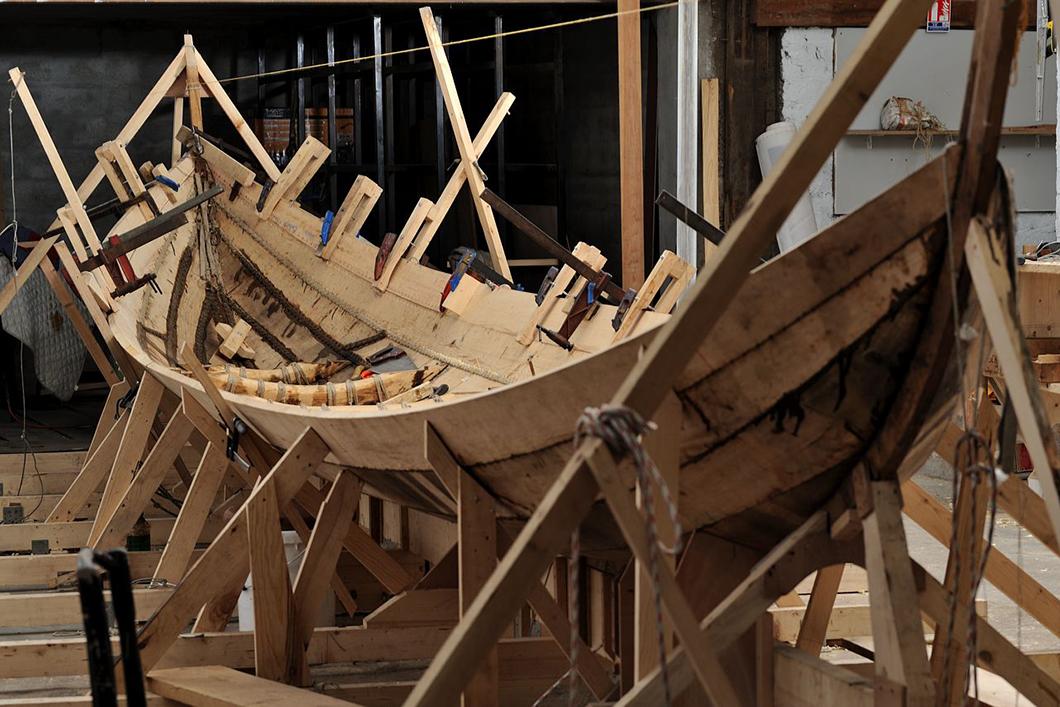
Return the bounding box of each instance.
[259,136,330,218]
[172,97,184,167]
[903,479,1060,642]
[756,615,775,707]
[457,445,499,706]
[0,236,59,317]
[0,587,172,628]
[246,478,295,683]
[363,588,458,628]
[39,256,119,387]
[773,645,873,707]
[183,35,204,132]
[860,478,933,705]
[913,562,1060,707]
[177,126,255,187]
[794,564,843,655]
[91,373,166,543]
[0,516,213,553]
[700,77,721,248]
[419,7,511,282]
[8,70,102,257]
[47,413,129,522]
[0,550,170,591]
[92,408,196,549]
[753,0,1023,28]
[291,471,360,682]
[147,665,351,707]
[218,319,252,360]
[966,219,1060,549]
[617,0,644,288]
[154,443,229,583]
[136,427,331,671]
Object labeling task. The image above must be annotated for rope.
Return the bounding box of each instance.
[575,404,681,705]
[211,1,682,86]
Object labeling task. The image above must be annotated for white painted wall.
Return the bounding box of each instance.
[781,28,1056,247]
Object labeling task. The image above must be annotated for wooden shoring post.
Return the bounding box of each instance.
[794,564,843,656]
[634,393,680,679]
[425,422,499,705]
[47,412,130,523]
[903,478,1060,642]
[928,393,993,704]
[320,175,382,262]
[404,0,930,702]
[375,198,433,291]
[406,92,516,264]
[153,442,229,584]
[88,380,131,457]
[858,474,933,705]
[92,406,196,549]
[39,255,120,388]
[246,476,297,683]
[90,373,166,544]
[965,218,1060,562]
[136,425,332,671]
[425,422,615,702]
[913,562,1060,706]
[617,511,863,706]
[419,7,512,282]
[290,471,362,685]
[617,0,644,288]
[617,559,636,695]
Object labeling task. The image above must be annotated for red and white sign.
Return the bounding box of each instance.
[927,0,951,32]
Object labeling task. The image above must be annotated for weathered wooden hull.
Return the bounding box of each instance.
[111,145,969,553]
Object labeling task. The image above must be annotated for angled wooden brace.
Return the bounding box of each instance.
[793,565,843,656]
[290,471,362,685]
[183,35,205,132]
[0,236,61,321]
[153,442,229,584]
[45,47,188,233]
[176,386,358,621]
[517,243,603,346]
[48,412,130,523]
[612,251,694,343]
[372,91,516,292]
[95,140,156,221]
[403,0,930,701]
[419,8,512,282]
[258,136,330,219]
[90,373,167,544]
[136,426,332,671]
[92,406,197,549]
[87,381,131,457]
[320,175,382,261]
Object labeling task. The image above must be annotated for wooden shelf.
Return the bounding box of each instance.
[847,124,1055,137]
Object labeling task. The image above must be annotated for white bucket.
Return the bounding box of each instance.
[237,529,336,631]
[755,121,820,253]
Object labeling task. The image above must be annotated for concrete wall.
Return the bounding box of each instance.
[780,27,1057,247]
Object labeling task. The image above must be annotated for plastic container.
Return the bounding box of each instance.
[755,121,820,253]
[237,529,336,631]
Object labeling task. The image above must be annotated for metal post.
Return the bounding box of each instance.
[435,15,447,197]
[327,25,339,211]
[373,16,386,234]
[295,33,306,151]
[494,14,506,199]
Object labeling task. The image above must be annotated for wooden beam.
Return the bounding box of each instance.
[92,408,196,549]
[47,413,129,523]
[0,236,60,316]
[147,665,350,707]
[617,0,644,288]
[91,373,166,543]
[794,564,843,655]
[419,7,511,282]
[154,443,229,583]
[773,644,873,707]
[246,478,296,683]
[182,35,204,132]
[0,587,172,628]
[136,426,331,671]
[859,478,933,704]
[965,217,1060,562]
[291,471,360,683]
[753,0,1030,29]
[172,97,184,167]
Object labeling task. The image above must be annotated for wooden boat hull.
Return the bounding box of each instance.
[111,144,974,555]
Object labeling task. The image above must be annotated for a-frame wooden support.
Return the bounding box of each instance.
[402,0,932,703]
[418,7,512,282]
